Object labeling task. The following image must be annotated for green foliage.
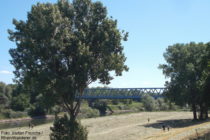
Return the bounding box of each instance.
[111,99,119,105]
[128,102,144,111]
[9,0,128,108]
[11,94,30,111]
[91,100,108,116]
[141,95,158,111]
[9,0,128,138]
[50,114,88,140]
[9,0,128,127]
[156,98,169,111]
[49,105,62,115]
[8,111,27,119]
[119,99,132,104]
[28,105,46,117]
[0,82,15,107]
[159,42,210,119]
[79,107,99,118]
[0,109,27,119]
[117,104,130,110]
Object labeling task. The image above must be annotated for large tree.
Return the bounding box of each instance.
[200,42,210,119]
[159,42,208,120]
[9,0,128,138]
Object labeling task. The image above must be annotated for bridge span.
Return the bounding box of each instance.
[78,88,166,99]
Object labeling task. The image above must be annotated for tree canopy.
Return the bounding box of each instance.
[9,0,128,139]
[159,42,209,120]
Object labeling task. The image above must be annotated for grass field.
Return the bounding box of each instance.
[1,112,210,140]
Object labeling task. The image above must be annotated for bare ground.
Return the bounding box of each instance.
[1,112,210,140]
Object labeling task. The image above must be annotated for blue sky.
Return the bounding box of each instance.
[1,0,210,88]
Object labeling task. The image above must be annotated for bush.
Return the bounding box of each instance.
[50,114,88,140]
[111,99,119,105]
[90,100,108,116]
[156,98,169,111]
[28,105,46,117]
[128,102,144,111]
[141,95,158,111]
[1,109,27,118]
[79,107,99,118]
[10,94,30,111]
[169,102,180,111]
[120,99,132,104]
[49,105,62,115]
[9,111,27,118]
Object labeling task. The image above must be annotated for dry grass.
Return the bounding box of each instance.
[1,112,210,140]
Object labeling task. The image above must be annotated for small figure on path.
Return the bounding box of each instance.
[29,122,34,129]
[29,122,31,128]
[167,126,170,131]
[147,118,150,123]
[162,124,165,131]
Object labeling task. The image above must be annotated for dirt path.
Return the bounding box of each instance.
[1,112,210,140]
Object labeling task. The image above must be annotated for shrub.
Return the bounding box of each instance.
[28,105,46,117]
[1,109,27,118]
[10,94,30,111]
[169,102,180,111]
[50,114,88,140]
[128,102,144,111]
[91,100,108,116]
[79,107,99,118]
[119,99,132,104]
[9,111,27,118]
[1,109,12,118]
[141,95,158,111]
[49,105,62,115]
[118,105,124,110]
[111,99,119,105]
[156,98,169,111]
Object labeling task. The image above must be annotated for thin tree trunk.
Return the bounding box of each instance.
[199,104,203,120]
[192,103,198,120]
[204,103,208,120]
[191,87,198,120]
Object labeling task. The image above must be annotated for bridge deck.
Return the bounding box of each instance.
[77,88,166,99]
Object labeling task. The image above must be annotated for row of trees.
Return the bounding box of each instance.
[0,82,48,118]
[159,42,210,120]
[0,82,14,108]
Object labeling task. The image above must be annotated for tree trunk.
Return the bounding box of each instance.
[198,101,208,120]
[70,109,76,122]
[192,103,198,120]
[199,104,204,120]
[191,88,198,120]
[204,103,208,120]
[205,110,208,119]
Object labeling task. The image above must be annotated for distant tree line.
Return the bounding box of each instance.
[0,82,47,118]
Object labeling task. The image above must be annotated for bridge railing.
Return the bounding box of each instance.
[76,88,166,99]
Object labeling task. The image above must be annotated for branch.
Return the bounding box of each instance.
[87,78,93,85]
[62,95,72,113]
[73,88,84,116]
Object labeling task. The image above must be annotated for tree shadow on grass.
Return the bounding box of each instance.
[142,119,210,129]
